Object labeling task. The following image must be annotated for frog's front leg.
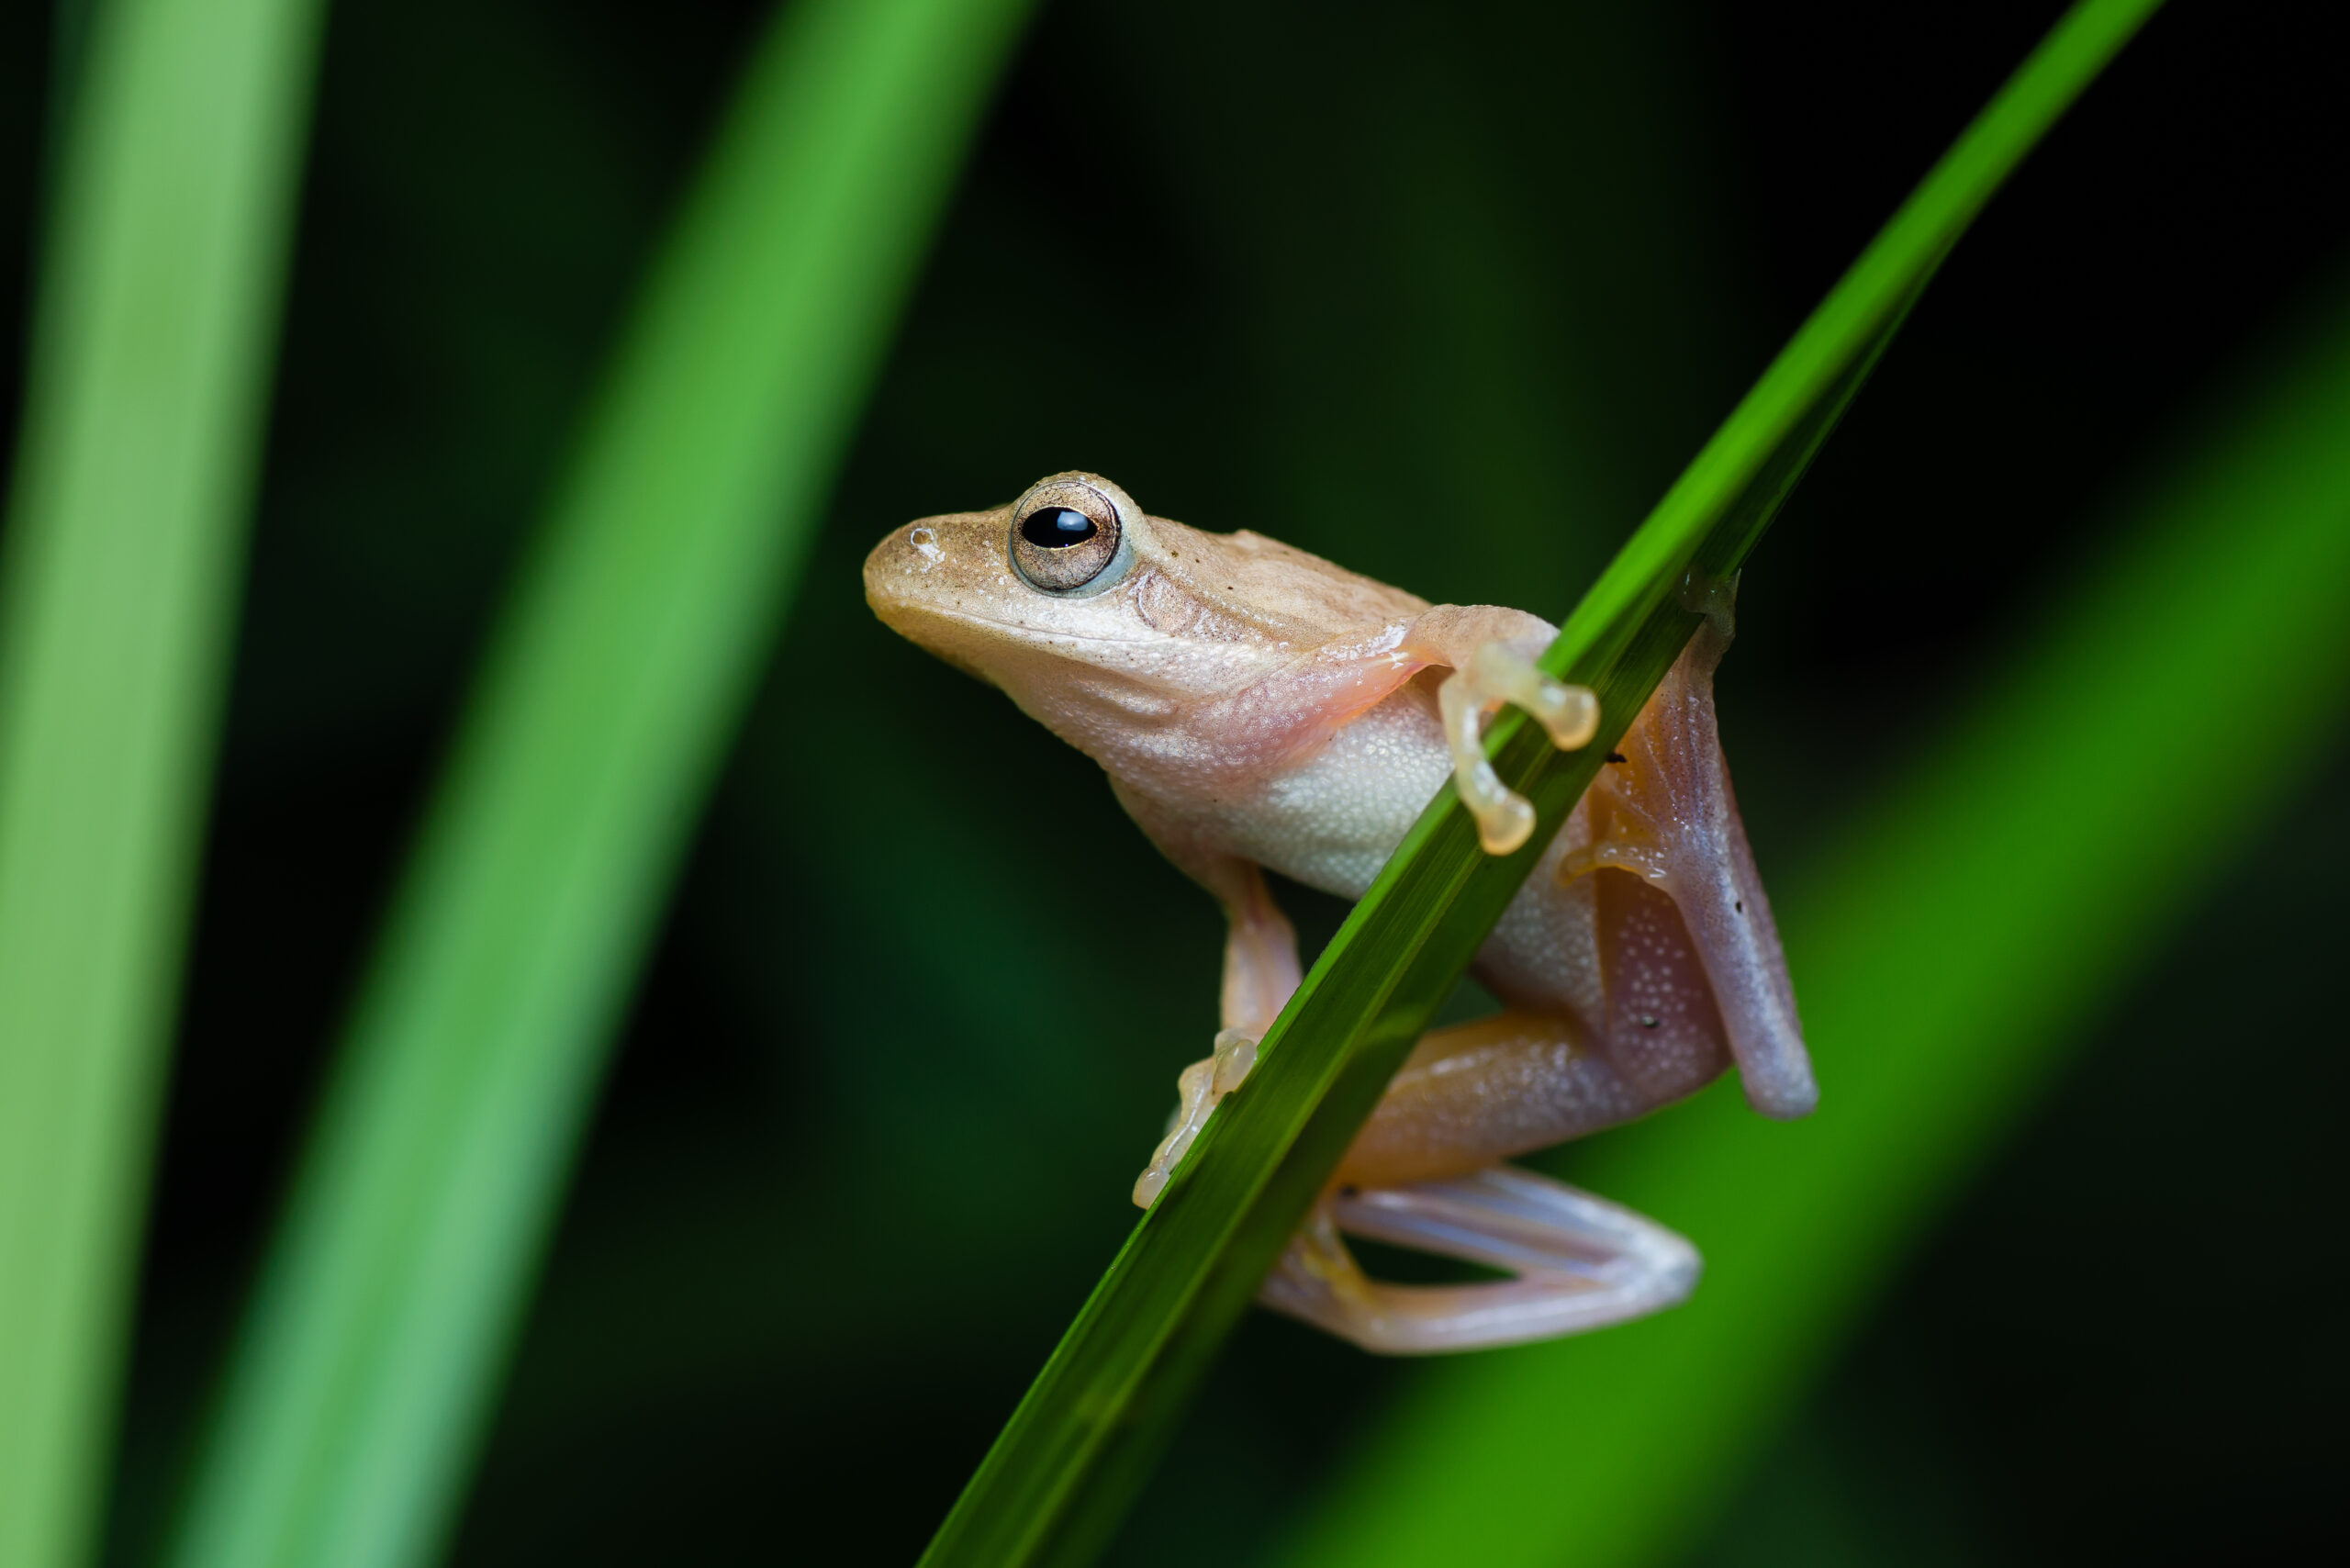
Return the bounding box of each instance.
[1399,606,1599,854]
[1120,828,1301,1208]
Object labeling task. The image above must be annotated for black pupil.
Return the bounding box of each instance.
[1021,507,1097,548]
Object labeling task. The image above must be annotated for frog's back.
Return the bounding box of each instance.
[1145,522,1430,648]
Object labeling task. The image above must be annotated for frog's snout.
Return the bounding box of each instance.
[862,518,945,616]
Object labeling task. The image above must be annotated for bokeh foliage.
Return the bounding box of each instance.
[166,5,1035,1568]
[0,2,2338,1567]
[0,3,326,1564]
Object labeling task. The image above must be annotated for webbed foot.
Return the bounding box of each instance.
[1258,1165,1699,1353]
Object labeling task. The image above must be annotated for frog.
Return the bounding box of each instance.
[864,472,1815,1354]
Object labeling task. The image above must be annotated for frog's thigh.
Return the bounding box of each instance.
[1332,1010,1653,1191]
[1257,1170,1699,1354]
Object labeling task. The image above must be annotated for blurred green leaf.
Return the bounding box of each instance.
[919,5,2162,1565]
[1286,264,2350,1568]
[0,1,326,1564]
[163,4,1035,1567]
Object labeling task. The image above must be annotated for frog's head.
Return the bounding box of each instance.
[866,473,1422,745]
[865,472,1147,667]
[863,471,1161,711]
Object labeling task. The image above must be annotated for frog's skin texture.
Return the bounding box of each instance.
[865,473,1814,1354]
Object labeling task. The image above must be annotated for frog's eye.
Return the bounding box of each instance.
[1010,482,1125,593]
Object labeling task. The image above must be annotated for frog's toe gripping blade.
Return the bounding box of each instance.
[1438,638,1597,857]
[1133,1029,1260,1209]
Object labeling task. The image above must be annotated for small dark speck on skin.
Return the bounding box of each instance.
[1338,1184,1360,1198]
[1606,752,1627,764]
[1734,900,1744,913]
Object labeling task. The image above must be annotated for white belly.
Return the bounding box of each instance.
[1209,688,1604,1020]
[1221,691,1454,901]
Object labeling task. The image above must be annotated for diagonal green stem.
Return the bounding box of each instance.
[163,5,1036,1567]
[1288,262,2350,1568]
[0,3,328,1566]
[918,3,2165,1564]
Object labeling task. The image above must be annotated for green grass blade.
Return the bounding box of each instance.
[0,1,327,1564]
[1285,267,2350,1568]
[163,4,1035,1567]
[917,4,2162,1564]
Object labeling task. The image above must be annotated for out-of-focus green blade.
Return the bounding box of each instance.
[918,5,2161,1565]
[1286,275,2350,1568]
[165,5,1035,1567]
[0,2,326,1565]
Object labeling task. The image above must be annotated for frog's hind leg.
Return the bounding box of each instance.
[1266,1006,1711,1353]
[1562,622,1815,1118]
[1258,1167,1698,1354]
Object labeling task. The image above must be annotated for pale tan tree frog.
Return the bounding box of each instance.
[865,473,1814,1353]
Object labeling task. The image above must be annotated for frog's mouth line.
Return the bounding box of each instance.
[890,601,1162,651]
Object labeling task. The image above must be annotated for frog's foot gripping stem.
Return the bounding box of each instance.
[1257,1166,1699,1354]
[1438,640,1599,855]
[1133,1027,1259,1209]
